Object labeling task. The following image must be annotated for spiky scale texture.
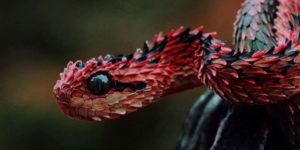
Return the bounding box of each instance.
[54,0,300,120]
[234,0,278,53]
[53,0,300,149]
[176,0,300,149]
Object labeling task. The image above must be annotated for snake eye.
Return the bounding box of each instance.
[87,72,112,95]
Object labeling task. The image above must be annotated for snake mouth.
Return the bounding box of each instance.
[56,100,96,121]
[55,96,122,121]
[52,88,87,120]
[57,103,122,121]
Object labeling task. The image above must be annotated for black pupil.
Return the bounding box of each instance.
[87,73,112,95]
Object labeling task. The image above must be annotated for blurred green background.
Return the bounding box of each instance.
[1,0,242,149]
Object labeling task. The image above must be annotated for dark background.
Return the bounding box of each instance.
[1,0,242,149]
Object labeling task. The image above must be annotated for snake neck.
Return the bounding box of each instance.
[132,26,241,98]
[120,26,226,97]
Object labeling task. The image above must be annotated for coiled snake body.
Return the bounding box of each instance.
[54,0,300,149]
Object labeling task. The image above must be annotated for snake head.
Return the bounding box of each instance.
[53,27,205,121]
[53,52,174,121]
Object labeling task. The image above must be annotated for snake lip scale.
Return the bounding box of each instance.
[53,0,300,125]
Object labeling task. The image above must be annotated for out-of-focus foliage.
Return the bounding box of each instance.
[0,0,242,149]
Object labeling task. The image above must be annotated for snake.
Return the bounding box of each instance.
[54,0,300,149]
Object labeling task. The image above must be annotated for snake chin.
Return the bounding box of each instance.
[54,90,157,121]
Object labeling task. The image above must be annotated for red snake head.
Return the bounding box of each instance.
[53,53,167,121]
[53,27,206,121]
[53,49,199,121]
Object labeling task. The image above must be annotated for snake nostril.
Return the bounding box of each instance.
[55,93,68,102]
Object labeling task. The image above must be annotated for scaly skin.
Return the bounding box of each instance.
[53,0,300,123]
[233,0,279,52]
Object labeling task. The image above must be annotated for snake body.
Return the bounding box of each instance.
[54,0,300,149]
